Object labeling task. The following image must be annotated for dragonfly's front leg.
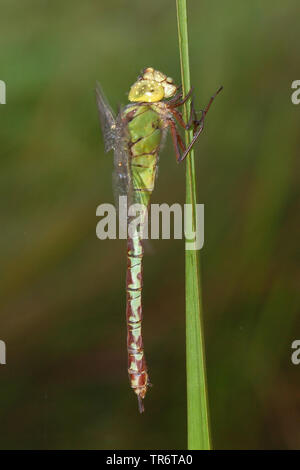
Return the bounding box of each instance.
[168,101,199,131]
[170,89,208,132]
[168,117,205,163]
[168,86,223,162]
[168,119,185,162]
[168,102,204,163]
[167,86,193,107]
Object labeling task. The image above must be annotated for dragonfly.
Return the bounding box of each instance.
[96,67,222,413]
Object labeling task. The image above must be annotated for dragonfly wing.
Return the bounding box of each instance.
[112,110,132,207]
[95,82,116,153]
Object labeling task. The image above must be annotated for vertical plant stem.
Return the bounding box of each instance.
[176,0,211,450]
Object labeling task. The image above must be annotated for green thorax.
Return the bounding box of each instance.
[124,104,163,207]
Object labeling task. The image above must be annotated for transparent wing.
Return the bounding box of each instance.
[95,82,116,153]
[112,110,131,206]
[95,88,133,211]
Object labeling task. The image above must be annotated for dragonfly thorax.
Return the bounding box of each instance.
[128,67,177,103]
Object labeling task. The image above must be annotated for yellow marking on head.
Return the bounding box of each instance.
[128,67,177,103]
[128,79,164,103]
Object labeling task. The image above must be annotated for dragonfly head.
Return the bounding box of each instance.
[128,67,177,103]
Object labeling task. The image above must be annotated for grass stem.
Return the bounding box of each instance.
[176,0,212,450]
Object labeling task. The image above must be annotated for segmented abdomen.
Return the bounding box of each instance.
[125,104,162,412]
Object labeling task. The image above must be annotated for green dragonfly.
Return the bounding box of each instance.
[96,67,221,412]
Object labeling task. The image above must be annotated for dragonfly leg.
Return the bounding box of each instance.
[176,130,186,152]
[169,98,198,131]
[167,91,183,106]
[168,86,223,162]
[168,119,187,162]
[168,119,184,162]
[175,86,223,162]
[177,121,205,163]
[199,85,223,121]
[169,108,187,129]
[188,100,201,130]
[168,87,193,107]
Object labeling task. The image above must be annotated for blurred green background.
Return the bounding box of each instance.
[0,0,299,449]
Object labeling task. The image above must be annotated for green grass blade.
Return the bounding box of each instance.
[176,0,211,450]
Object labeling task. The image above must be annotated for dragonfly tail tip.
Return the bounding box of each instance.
[137,396,144,414]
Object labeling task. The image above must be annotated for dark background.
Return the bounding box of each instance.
[0,0,299,449]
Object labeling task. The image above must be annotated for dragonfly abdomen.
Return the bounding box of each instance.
[126,235,148,413]
[125,104,163,411]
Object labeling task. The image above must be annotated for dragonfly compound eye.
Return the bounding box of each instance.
[128,79,164,103]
